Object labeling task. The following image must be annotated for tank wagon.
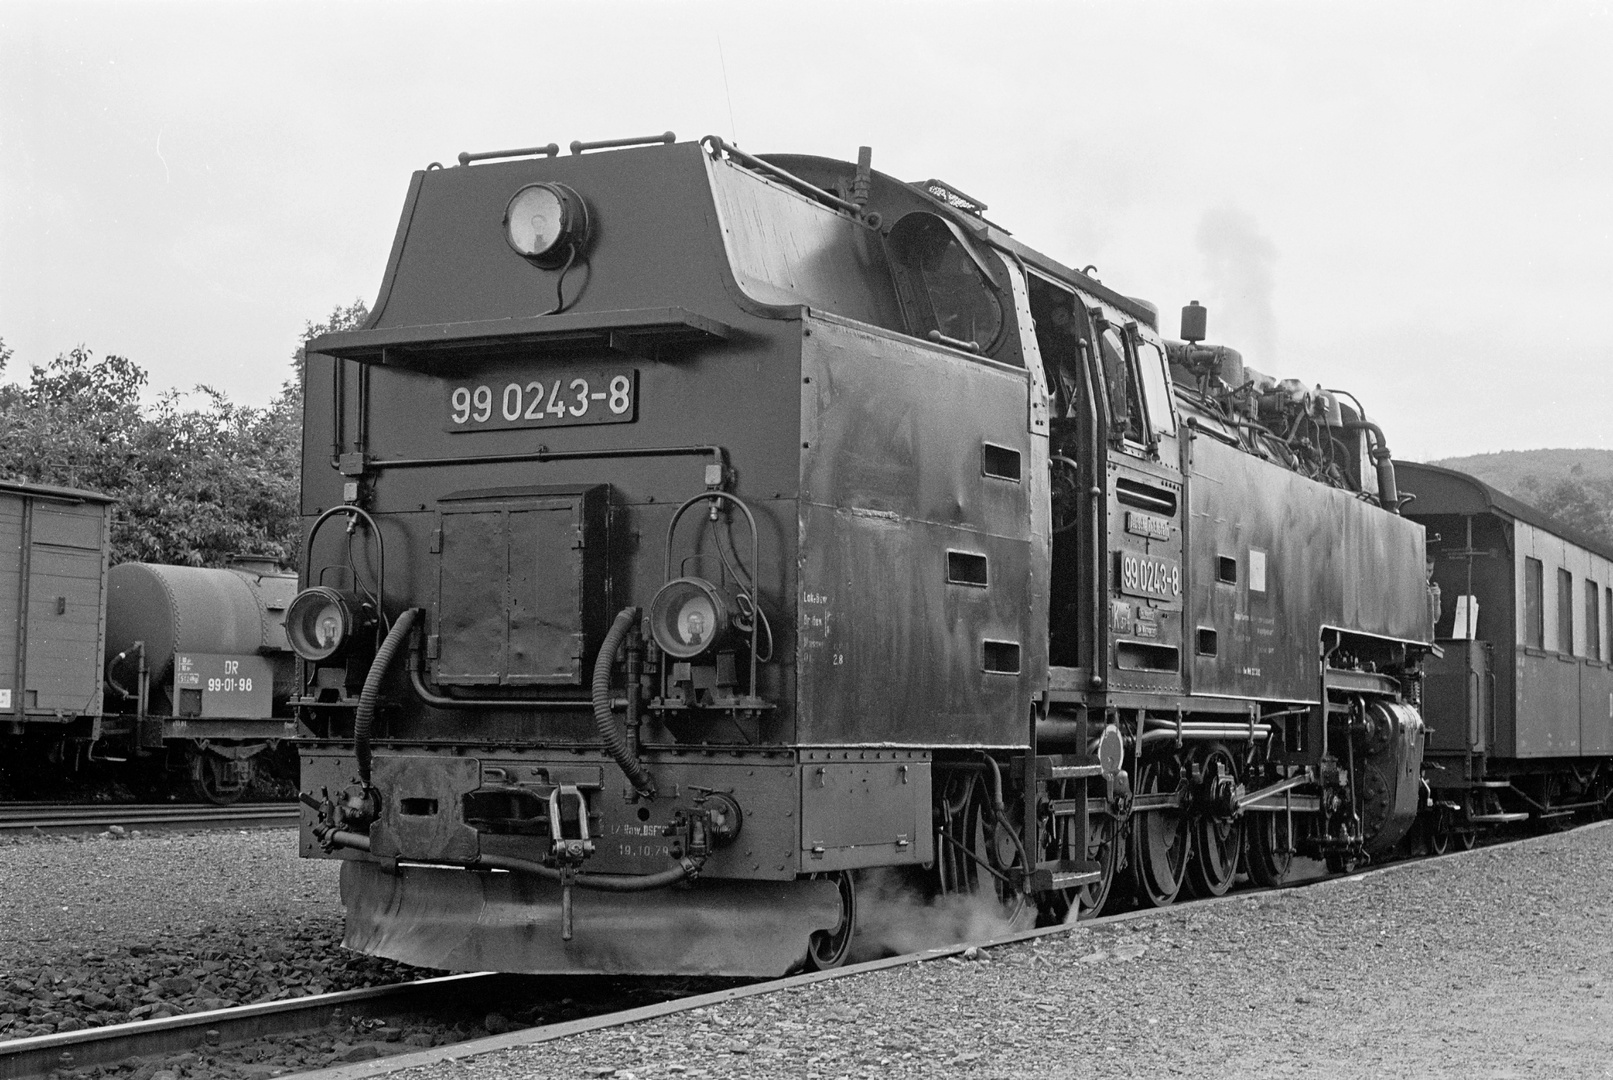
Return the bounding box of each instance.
[294,134,1434,975]
[1397,461,1613,849]
[0,479,298,802]
[103,560,300,802]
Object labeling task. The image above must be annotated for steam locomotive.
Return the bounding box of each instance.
[294,134,1434,975]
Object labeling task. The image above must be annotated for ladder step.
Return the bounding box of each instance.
[1035,755,1103,781]
[1048,870,1102,890]
[1048,764,1103,780]
[1026,859,1102,893]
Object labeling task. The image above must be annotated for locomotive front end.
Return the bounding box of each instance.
[293,137,902,975]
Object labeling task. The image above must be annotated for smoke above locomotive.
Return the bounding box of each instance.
[293,135,1434,975]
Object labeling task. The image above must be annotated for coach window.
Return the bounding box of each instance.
[1557,568,1574,654]
[1524,558,1544,649]
[1589,579,1602,661]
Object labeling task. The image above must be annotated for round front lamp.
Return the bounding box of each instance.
[648,578,740,660]
[504,183,589,267]
[285,587,367,663]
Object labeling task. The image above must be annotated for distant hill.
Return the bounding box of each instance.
[1427,448,1613,501]
[1426,448,1613,549]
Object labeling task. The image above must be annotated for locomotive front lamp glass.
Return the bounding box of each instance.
[285,587,362,662]
[504,183,588,266]
[648,577,737,660]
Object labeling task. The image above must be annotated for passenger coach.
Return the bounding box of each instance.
[1399,461,1613,848]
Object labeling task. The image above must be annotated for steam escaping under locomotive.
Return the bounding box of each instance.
[294,135,1435,975]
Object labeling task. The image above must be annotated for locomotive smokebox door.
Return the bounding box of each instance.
[433,484,609,686]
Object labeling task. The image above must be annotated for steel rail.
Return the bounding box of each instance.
[280,822,1613,1080]
[0,973,508,1080]
[0,803,299,834]
[281,820,1613,1080]
[4,819,1595,1080]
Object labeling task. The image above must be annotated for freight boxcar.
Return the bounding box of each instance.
[292,134,1435,976]
[1397,461,1613,848]
[0,480,113,733]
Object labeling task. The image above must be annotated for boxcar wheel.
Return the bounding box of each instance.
[185,747,253,806]
[1425,805,1453,855]
[805,871,856,971]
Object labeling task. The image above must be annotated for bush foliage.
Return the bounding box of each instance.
[0,300,367,567]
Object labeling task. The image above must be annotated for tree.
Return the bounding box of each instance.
[0,299,370,568]
[1533,476,1613,549]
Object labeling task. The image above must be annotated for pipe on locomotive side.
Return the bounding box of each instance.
[1343,419,1402,513]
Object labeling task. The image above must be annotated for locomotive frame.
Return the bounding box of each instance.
[293,134,1436,975]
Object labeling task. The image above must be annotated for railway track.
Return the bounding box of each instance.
[0,802,299,835]
[0,973,510,1080]
[0,821,1567,1080]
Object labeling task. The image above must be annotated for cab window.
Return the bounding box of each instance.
[1100,326,1145,444]
[1135,339,1177,436]
[886,212,1005,355]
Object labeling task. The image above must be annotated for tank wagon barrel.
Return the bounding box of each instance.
[292,134,1439,975]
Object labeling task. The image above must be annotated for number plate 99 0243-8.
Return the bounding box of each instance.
[445,368,637,432]
[1117,551,1182,602]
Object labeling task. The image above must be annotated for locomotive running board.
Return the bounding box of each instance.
[339,861,842,977]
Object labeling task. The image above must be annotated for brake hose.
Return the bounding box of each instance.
[354,608,418,786]
[594,607,656,797]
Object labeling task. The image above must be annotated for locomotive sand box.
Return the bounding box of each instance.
[290,134,1495,975]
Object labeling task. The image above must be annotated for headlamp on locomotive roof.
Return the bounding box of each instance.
[648,577,745,661]
[503,182,589,267]
[285,586,372,663]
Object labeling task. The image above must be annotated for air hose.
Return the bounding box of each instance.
[317,826,700,891]
[595,607,656,797]
[355,607,418,786]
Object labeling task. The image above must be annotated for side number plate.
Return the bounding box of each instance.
[445,367,637,433]
[1116,552,1181,602]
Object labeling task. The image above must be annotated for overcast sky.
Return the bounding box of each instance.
[3,0,1609,460]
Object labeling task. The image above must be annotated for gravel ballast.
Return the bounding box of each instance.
[0,829,426,1043]
[365,823,1613,1080]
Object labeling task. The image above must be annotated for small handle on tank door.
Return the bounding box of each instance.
[663,491,763,690]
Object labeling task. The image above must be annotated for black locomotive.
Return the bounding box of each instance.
[294,134,1434,975]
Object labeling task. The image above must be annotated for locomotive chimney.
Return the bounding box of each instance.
[1181,300,1207,343]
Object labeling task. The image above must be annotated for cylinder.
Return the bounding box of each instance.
[105,562,298,703]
